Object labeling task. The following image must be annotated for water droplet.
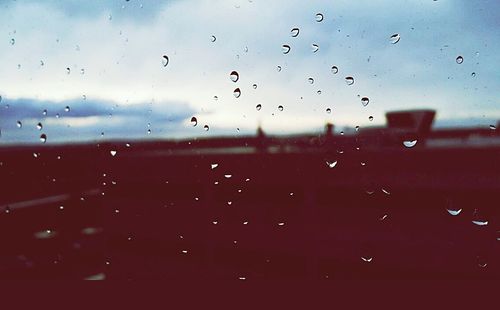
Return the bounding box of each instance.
[203,124,209,131]
[361,257,373,263]
[403,140,417,148]
[278,105,284,111]
[211,163,218,169]
[213,95,218,101]
[368,116,374,121]
[471,72,476,77]
[472,220,488,226]
[446,208,462,216]
[190,117,198,126]
[252,84,257,89]
[282,44,291,54]
[233,88,241,98]
[331,66,339,74]
[389,33,400,44]
[489,125,496,130]
[40,60,44,66]
[326,108,331,114]
[315,13,324,22]
[256,103,262,111]
[456,55,463,64]
[161,55,169,67]
[42,109,47,116]
[326,160,337,168]
[10,38,15,45]
[238,277,246,281]
[345,76,354,85]
[181,250,188,254]
[224,174,232,179]
[229,71,239,82]
[278,222,285,226]
[66,67,71,74]
[277,65,284,72]
[307,77,314,84]
[16,121,22,128]
[80,68,85,75]
[361,97,369,107]
[40,134,47,143]
[110,150,117,156]
[290,28,300,37]
[64,106,70,112]
[355,126,360,131]
[210,35,216,42]
[381,188,391,195]
[311,44,319,53]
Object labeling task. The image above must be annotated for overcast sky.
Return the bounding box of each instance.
[0,0,499,144]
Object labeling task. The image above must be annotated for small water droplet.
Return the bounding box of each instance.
[326,160,337,168]
[389,33,400,44]
[66,67,71,74]
[211,163,218,170]
[361,257,373,263]
[110,150,117,156]
[311,44,319,53]
[229,71,239,82]
[256,103,262,111]
[277,65,282,72]
[326,108,331,114]
[456,55,463,64]
[381,188,391,195]
[278,222,285,226]
[233,88,241,98]
[64,106,70,112]
[40,134,47,143]
[16,121,22,128]
[446,208,462,216]
[331,66,339,74]
[489,125,496,130]
[315,13,324,22]
[40,60,45,66]
[224,174,232,179]
[181,250,188,254]
[252,83,257,89]
[403,140,417,148]
[278,105,284,111]
[282,44,291,54]
[80,68,85,75]
[203,124,209,131]
[42,109,47,116]
[210,35,216,42]
[307,77,314,84]
[368,116,374,121]
[471,72,476,77]
[291,28,300,37]
[190,117,198,126]
[161,55,169,67]
[10,38,15,45]
[345,76,354,85]
[472,220,488,226]
[361,97,369,107]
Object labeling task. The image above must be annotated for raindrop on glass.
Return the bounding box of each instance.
[311,44,319,53]
[317,90,322,95]
[210,35,216,42]
[446,209,462,216]
[456,56,463,64]
[278,105,284,111]
[16,121,22,128]
[326,160,337,168]
[307,77,314,84]
[282,44,291,54]
[110,150,117,156]
[211,163,218,170]
[277,65,282,72]
[326,108,331,114]
[472,220,488,226]
[389,33,400,44]
[36,122,43,130]
[315,13,324,22]
[331,66,339,74]
[361,97,369,106]
[42,109,47,115]
[471,72,476,77]
[233,88,241,98]
[190,116,198,126]
[80,68,85,75]
[256,103,262,111]
[203,125,209,131]
[403,140,417,148]
[252,83,257,89]
[40,134,47,143]
[230,71,239,82]
[162,55,169,67]
[66,67,71,74]
[489,125,496,130]
[10,38,15,45]
[368,116,374,121]
[361,257,373,263]
[345,76,354,85]
[290,28,300,37]
[64,106,70,112]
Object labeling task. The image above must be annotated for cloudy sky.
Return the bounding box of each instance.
[0,0,498,144]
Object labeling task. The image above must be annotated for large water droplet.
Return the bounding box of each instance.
[230,71,239,82]
[40,134,47,143]
[210,35,216,42]
[290,28,300,37]
[278,105,284,111]
[331,66,339,74]
[256,103,262,111]
[403,140,417,148]
[315,13,324,22]
[233,88,241,98]
[345,76,354,85]
[446,208,462,216]
[162,55,169,67]
[456,56,463,64]
[190,116,198,126]
[282,44,291,54]
[389,33,400,44]
[489,125,496,130]
[307,77,314,84]
[311,44,319,53]
[16,121,22,128]
[361,97,369,106]
[326,160,337,168]
[37,122,43,130]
